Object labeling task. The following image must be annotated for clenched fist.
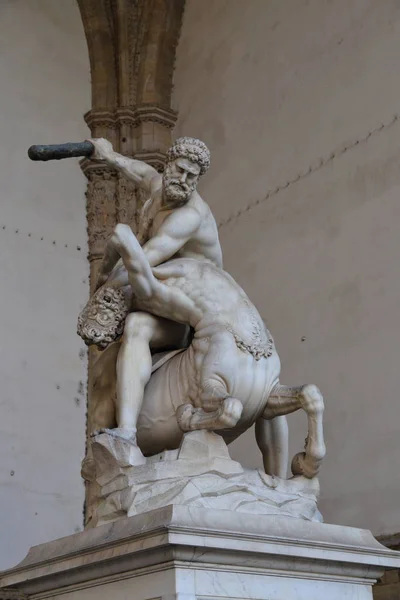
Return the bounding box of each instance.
[87,138,114,162]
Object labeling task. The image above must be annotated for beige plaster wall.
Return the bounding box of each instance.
[173,0,400,535]
[0,0,90,569]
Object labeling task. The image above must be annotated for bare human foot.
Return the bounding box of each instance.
[90,427,146,465]
[91,426,136,440]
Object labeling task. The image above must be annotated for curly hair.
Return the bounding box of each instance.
[77,286,130,349]
[166,137,210,176]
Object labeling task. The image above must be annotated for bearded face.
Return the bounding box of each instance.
[162,157,200,205]
[77,286,130,349]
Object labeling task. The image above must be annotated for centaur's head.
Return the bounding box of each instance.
[77,285,131,349]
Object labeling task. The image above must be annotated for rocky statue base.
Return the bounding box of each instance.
[2,504,400,600]
[82,430,322,527]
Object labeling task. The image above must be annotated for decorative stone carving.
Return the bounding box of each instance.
[77,0,185,110]
[81,103,179,265]
[78,0,184,281]
[77,3,186,505]
[84,105,178,130]
[226,323,274,359]
[82,430,321,528]
[84,166,117,262]
[116,173,140,231]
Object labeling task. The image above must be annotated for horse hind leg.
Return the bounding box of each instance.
[262,383,326,478]
[176,379,243,432]
[292,384,326,478]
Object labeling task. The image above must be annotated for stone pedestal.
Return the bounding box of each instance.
[82,430,322,527]
[1,504,400,600]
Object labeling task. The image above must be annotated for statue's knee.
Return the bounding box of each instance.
[221,397,242,423]
[123,312,156,339]
[111,223,132,251]
[113,223,130,240]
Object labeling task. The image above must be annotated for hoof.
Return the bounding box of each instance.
[90,427,137,443]
[291,452,321,479]
[176,404,195,432]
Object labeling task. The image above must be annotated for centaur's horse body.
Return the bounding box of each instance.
[83,225,325,478]
[136,262,281,456]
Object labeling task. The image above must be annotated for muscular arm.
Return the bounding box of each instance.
[104,152,158,190]
[142,206,201,267]
[95,241,124,290]
[95,207,201,289]
[89,138,158,191]
[111,224,198,325]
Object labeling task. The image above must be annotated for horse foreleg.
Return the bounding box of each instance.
[176,398,242,431]
[262,383,326,478]
[255,416,288,478]
[177,379,243,432]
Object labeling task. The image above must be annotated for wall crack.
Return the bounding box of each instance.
[218,112,400,229]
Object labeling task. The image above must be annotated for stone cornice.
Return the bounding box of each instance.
[75,1,186,521]
[79,160,117,179]
[84,104,177,131]
[133,150,167,172]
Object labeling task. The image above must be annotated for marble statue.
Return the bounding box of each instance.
[75,135,326,526]
[79,223,326,526]
[86,137,223,464]
[80,136,293,478]
[79,223,325,479]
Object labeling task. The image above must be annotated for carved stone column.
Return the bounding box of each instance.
[76,1,185,518]
[78,0,185,290]
[80,104,178,289]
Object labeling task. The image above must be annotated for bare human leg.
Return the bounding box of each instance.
[113,313,187,445]
[255,416,288,478]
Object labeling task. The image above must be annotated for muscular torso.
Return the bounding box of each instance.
[151,259,271,350]
[139,177,223,268]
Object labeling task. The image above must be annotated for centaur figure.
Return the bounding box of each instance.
[78,225,326,479]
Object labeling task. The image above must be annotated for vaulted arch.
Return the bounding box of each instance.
[77,0,118,109]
